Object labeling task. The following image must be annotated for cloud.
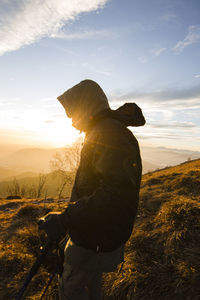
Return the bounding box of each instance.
[151,85,200,102]
[40,97,55,102]
[173,25,200,54]
[148,121,196,129]
[112,84,200,150]
[53,114,64,118]
[117,85,200,108]
[160,13,177,22]
[0,97,22,107]
[0,0,108,56]
[138,56,148,64]
[152,47,166,56]
[42,103,60,108]
[51,28,113,40]
[0,101,16,106]
[81,62,112,76]
[194,74,200,78]
[45,120,54,123]
[136,134,184,141]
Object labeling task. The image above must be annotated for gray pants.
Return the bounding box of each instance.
[58,239,124,300]
[59,264,102,300]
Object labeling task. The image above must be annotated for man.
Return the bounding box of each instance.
[41,79,145,299]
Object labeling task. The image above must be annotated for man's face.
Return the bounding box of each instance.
[71,109,89,132]
[57,93,81,129]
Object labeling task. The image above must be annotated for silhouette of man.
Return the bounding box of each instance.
[41,79,145,299]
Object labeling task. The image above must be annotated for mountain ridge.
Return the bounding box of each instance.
[0,144,199,181]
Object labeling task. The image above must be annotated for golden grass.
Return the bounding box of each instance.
[0,198,67,299]
[103,159,200,299]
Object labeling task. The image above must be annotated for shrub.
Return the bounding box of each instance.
[6,195,22,200]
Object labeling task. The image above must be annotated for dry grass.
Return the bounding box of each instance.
[0,159,200,299]
[0,198,68,299]
[103,159,200,300]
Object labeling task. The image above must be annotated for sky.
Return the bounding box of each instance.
[0,0,200,150]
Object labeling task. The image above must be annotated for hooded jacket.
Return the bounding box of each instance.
[58,80,145,252]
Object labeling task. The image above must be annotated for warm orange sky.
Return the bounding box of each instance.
[0,115,82,148]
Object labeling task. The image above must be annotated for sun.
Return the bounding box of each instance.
[38,118,83,147]
[19,113,82,148]
[0,105,83,148]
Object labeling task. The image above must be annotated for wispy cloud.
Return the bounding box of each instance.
[194,74,200,78]
[110,84,200,147]
[160,13,177,22]
[152,47,166,56]
[0,0,108,56]
[40,97,55,102]
[0,101,16,106]
[53,114,64,118]
[81,62,112,76]
[148,121,196,129]
[138,56,148,64]
[45,120,54,123]
[42,103,58,108]
[51,29,113,40]
[173,25,200,54]
[138,47,166,63]
[117,85,200,108]
[0,97,22,107]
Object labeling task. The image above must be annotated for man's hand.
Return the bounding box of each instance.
[38,212,67,242]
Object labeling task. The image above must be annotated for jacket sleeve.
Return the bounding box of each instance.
[60,122,142,231]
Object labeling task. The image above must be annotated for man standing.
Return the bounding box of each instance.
[41,79,145,299]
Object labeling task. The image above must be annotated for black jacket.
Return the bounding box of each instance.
[61,116,142,252]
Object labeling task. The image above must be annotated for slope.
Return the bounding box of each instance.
[103,159,200,299]
[0,159,199,299]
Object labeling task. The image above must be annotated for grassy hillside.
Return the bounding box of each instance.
[0,170,75,199]
[0,159,199,299]
[104,159,200,299]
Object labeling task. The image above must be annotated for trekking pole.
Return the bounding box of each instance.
[40,271,56,300]
[39,235,69,300]
[15,241,52,300]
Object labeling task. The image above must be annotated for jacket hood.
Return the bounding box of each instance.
[58,79,145,131]
[111,102,146,127]
[57,79,110,131]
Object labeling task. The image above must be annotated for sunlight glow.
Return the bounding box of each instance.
[0,105,83,147]
[39,118,83,147]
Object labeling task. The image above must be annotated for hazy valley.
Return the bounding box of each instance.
[0,142,199,183]
[0,142,199,199]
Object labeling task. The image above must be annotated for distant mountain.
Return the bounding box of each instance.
[0,165,41,182]
[0,143,34,160]
[4,171,40,182]
[0,167,20,181]
[141,146,200,169]
[142,160,159,174]
[0,144,199,181]
[0,147,60,174]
